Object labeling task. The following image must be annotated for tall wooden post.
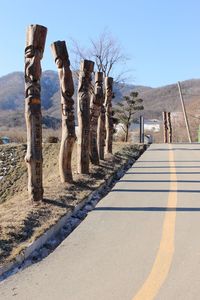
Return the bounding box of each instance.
[105,77,114,154]
[98,88,106,160]
[167,112,172,143]
[24,24,47,201]
[90,72,103,165]
[177,81,192,143]
[77,60,94,174]
[162,111,168,143]
[51,41,76,183]
[140,116,144,143]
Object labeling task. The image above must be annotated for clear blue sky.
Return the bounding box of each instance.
[1,0,200,87]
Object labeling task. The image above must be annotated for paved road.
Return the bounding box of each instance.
[1,143,200,299]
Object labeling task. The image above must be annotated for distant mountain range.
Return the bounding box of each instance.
[0,71,200,129]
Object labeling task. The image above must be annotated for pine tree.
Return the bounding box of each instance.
[114,92,144,142]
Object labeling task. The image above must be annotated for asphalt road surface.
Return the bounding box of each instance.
[1,143,200,300]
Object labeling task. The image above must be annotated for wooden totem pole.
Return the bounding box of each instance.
[77,60,94,174]
[105,77,114,154]
[51,41,76,183]
[162,111,168,143]
[167,112,172,143]
[24,24,47,201]
[98,95,106,160]
[90,72,103,165]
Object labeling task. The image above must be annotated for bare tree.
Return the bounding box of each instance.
[71,30,129,81]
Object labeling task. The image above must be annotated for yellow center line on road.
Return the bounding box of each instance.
[132,146,177,300]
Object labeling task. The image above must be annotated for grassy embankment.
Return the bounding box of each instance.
[0,142,143,267]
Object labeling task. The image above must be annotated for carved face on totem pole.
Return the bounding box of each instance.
[25,25,47,101]
[51,41,75,118]
[79,60,94,94]
[94,72,103,106]
[25,46,42,100]
[105,77,113,108]
[52,41,74,98]
[106,77,113,98]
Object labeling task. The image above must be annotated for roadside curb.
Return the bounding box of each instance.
[0,145,147,281]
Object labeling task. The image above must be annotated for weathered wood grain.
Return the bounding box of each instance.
[77,60,94,174]
[24,24,47,201]
[51,41,76,182]
[105,77,114,154]
[90,72,103,165]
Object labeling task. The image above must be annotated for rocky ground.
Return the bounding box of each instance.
[0,144,27,204]
[0,142,145,269]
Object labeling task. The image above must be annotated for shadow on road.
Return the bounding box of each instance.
[126,172,200,175]
[138,161,200,163]
[111,189,200,193]
[132,166,200,169]
[94,207,200,212]
[148,148,200,151]
[119,180,200,183]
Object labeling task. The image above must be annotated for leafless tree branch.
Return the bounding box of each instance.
[70,30,130,82]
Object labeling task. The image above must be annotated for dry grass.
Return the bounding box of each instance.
[0,142,141,267]
[0,127,26,143]
[0,127,61,144]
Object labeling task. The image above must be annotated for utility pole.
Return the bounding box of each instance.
[177,81,192,143]
[139,116,144,143]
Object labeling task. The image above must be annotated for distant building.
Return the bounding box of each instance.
[116,119,161,134]
[144,119,160,132]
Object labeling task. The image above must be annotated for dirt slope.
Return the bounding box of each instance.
[0,142,143,267]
